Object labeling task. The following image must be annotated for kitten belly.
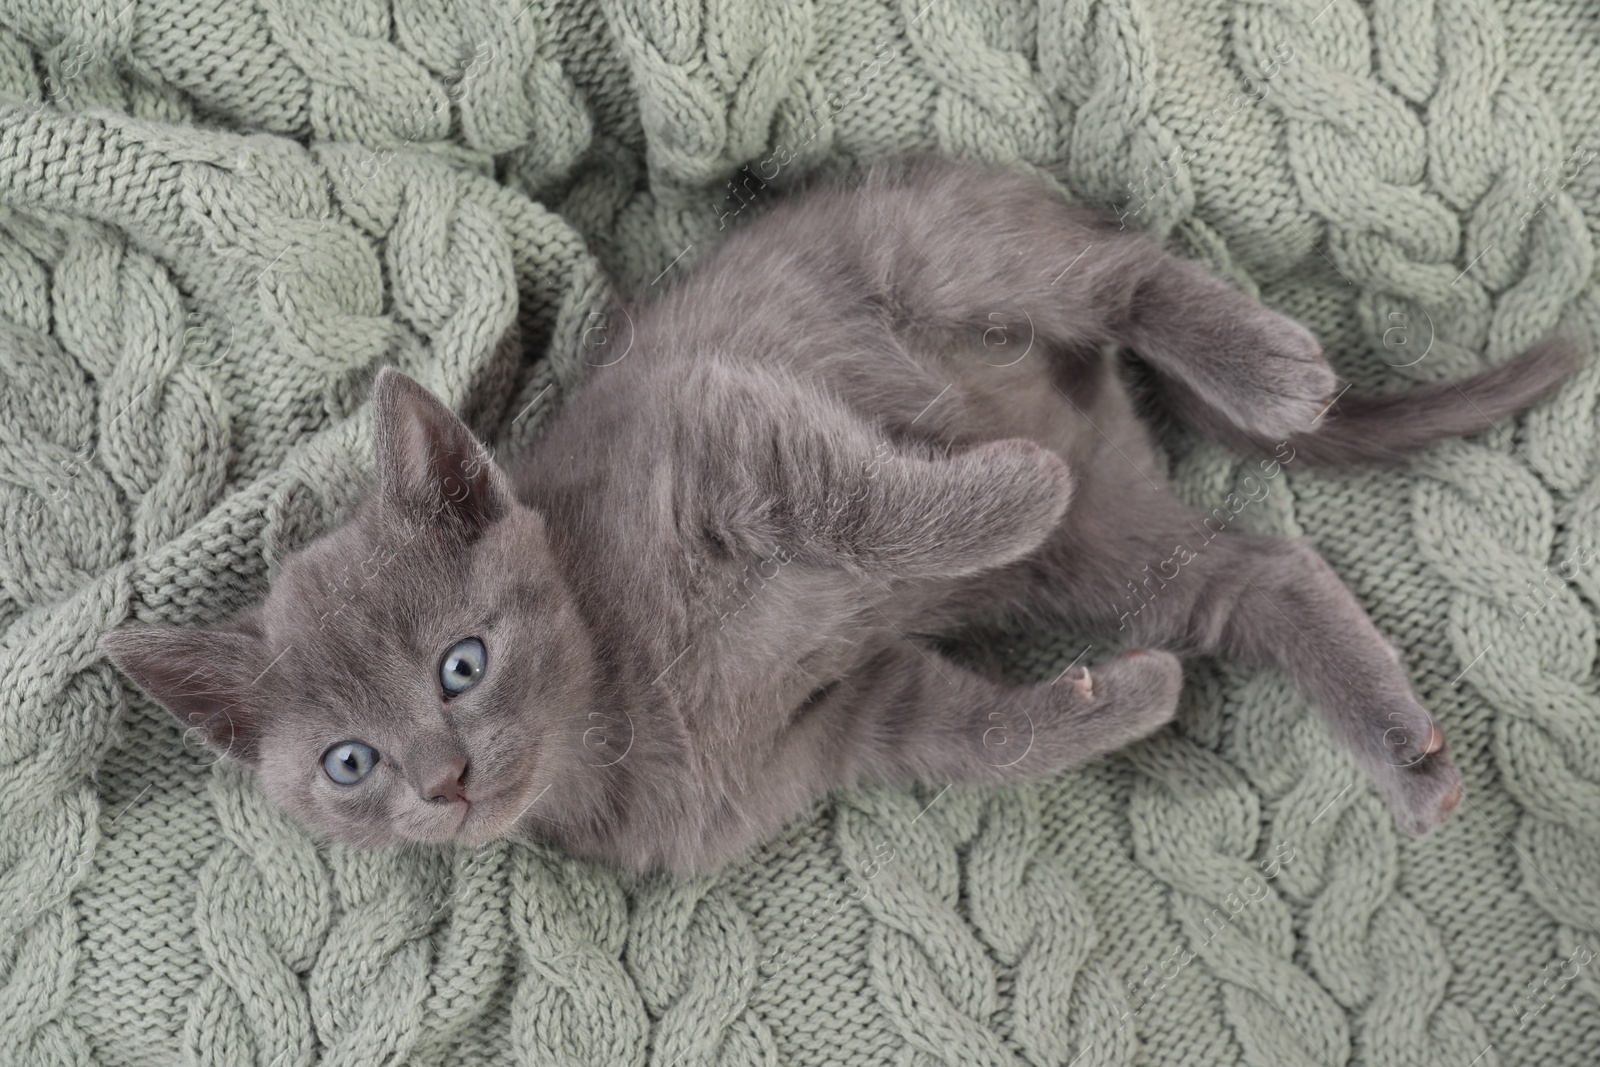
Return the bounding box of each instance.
[699,563,914,721]
[914,332,1126,471]
[709,564,875,670]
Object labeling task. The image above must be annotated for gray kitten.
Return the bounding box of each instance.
[103,158,1578,874]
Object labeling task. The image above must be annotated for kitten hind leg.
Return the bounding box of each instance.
[1116,257,1335,440]
[655,642,1178,873]
[999,489,1465,835]
[830,160,1336,440]
[1160,534,1464,834]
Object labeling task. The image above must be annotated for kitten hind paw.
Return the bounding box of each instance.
[1376,751,1465,835]
[1227,308,1338,440]
[977,648,1180,774]
[1369,701,1465,835]
[1051,647,1181,752]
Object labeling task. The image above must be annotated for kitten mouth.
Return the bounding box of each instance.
[399,803,495,846]
[458,778,550,843]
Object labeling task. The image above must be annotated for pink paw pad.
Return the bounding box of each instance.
[1441,780,1465,816]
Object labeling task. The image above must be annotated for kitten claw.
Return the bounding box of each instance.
[1047,649,1180,756]
[1380,701,1445,768]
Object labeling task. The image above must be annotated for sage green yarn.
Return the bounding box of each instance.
[2,1,1598,1065]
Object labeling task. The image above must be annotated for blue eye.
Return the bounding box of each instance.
[323,742,378,785]
[440,637,487,696]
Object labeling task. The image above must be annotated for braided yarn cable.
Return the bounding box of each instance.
[627,872,776,1066]
[834,784,1031,1066]
[508,844,649,1065]
[964,785,1134,1067]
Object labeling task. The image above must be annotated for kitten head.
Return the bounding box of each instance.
[102,368,598,847]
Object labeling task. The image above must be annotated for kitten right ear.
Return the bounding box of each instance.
[371,366,512,534]
[100,626,264,764]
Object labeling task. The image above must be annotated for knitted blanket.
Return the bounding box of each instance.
[2,1,1598,1064]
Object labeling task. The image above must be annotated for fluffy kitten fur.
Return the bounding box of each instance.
[103,158,1579,874]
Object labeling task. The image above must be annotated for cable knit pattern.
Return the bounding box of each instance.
[909,1,1058,167]
[1,0,1598,1064]
[185,762,329,1067]
[1128,732,1353,1067]
[836,784,1022,1067]
[627,872,775,1066]
[964,785,1134,1067]
[508,845,648,1065]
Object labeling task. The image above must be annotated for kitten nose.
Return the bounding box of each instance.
[422,757,470,804]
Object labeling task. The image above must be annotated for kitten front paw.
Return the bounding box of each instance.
[950,438,1075,565]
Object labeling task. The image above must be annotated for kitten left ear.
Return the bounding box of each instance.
[100,625,265,764]
[371,367,513,534]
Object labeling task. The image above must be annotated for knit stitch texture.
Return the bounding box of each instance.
[1,1,1598,1065]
